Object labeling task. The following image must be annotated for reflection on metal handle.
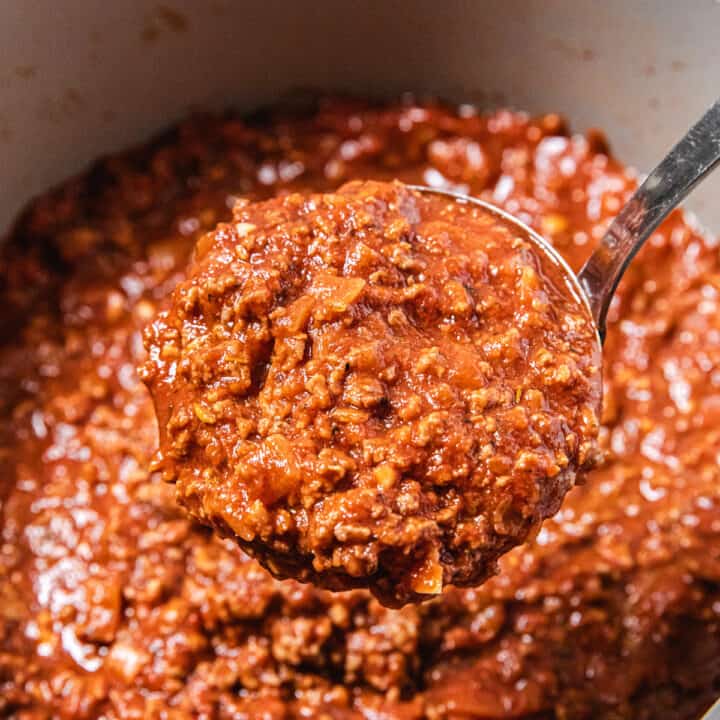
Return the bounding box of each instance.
[578,98,720,340]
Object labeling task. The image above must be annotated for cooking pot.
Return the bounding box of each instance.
[1,2,719,717]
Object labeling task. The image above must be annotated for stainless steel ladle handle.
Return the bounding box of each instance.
[578,98,720,340]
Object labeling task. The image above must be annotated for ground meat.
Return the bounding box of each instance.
[142,180,600,606]
[0,98,719,719]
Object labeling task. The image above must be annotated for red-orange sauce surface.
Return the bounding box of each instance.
[1,99,719,718]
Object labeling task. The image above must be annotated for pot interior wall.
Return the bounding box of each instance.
[2,0,719,234]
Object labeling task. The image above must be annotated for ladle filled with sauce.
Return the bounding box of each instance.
[141,99,720,608]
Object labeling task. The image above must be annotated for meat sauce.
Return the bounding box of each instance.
[1,98,719,718]
[142,180,600,607]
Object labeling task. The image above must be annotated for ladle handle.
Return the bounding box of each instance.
[578,98,720,339]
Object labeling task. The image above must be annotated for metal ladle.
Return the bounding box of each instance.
[416,97,720,343]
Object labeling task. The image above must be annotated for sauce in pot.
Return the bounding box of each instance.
[0,99,718,718]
